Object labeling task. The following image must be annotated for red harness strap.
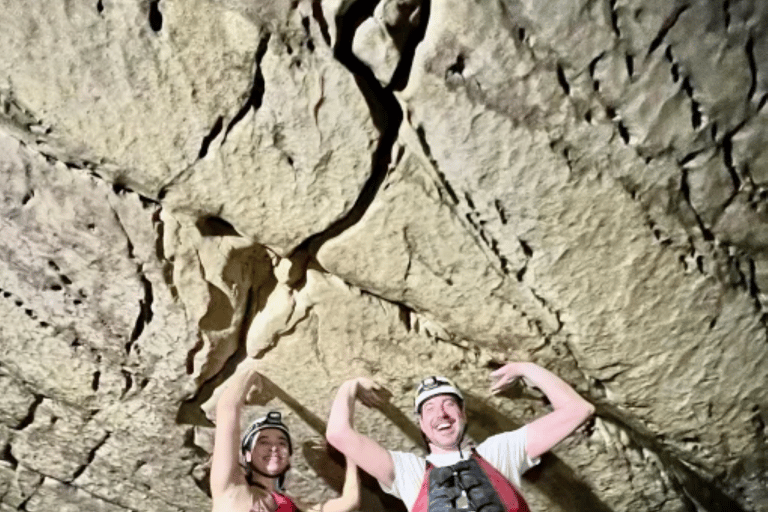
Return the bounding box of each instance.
[273,492,299,512]
[410,453,530,512]
[474,454,530,512]
[411,467,431,512]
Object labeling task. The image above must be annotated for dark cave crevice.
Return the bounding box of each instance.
[647,4,690,56]
[722,0,731,29]
[70,432,111,481]
[15,394,44,431]
[412,123,458,205]
[557,64,571,95]
[609,0,621,37]
[595,403,748,512]
[746,35,757,102]
[295,0,408,259]
[224,33,271,142]
[310,0,332,47]
[388,0,431,92]
[195,216,241,237]
[197,116,223,159]
[126,268,154,354]
[107,200,156,356]
[625,53,634,78]
[148,0,163,32]
[2,442,18,469]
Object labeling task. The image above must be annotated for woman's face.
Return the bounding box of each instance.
[247,428,291,476]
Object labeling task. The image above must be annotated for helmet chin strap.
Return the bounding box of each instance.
[456,423,468,459]
[251,466,283,479]
[245,461,290,491]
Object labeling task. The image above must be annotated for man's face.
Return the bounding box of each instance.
[418,394,466,453]
[246,428,290,476]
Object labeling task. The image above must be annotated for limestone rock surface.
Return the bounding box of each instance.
[1,1,768,511]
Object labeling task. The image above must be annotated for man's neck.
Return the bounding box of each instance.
[429,444,458,455]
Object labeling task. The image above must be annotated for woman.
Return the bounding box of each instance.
[211,360,361,512]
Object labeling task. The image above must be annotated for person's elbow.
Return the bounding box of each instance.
[574,398,595,425]
[325,424,351,453]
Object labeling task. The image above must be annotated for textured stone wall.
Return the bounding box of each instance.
[1,0,767,511]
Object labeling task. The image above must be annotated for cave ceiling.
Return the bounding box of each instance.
[0,0,767,511]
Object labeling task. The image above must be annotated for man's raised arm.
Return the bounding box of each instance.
[491,362,595,460]
[326,378,395,488]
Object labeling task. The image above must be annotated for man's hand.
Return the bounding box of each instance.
[490,362,534,394]
[354,378,392,408]
[326,378,397,487]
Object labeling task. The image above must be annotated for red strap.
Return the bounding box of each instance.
[411,463,432,512]
[273,492,299,512]
[473,454,531,512]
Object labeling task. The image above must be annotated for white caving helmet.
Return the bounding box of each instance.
[414,376,464,415]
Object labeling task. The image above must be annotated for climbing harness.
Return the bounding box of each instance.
[412,452,530,512]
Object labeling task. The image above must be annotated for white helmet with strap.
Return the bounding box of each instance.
[414,376,464,415]
[241,410,293,455]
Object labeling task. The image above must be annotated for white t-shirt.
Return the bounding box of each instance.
[379,426,538,512]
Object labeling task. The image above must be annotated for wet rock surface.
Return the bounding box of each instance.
[1,0,767,511]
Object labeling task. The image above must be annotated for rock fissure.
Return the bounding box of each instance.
[196,116,223,160]
[1,443,18,469]
[387,0,431,92]
[70,432,111,482]
[411,123,459,204]
[608,0,621,38]
[746,35,757,102]
[647,4,691,56]
[310,0,332,47]
[178,285,264,427]
[596,406,747,512]
[149,0,163,32]
[41,471,139,512]
[299,4,405,257]
[679,76,702,130]
[223,33,271,143]
[14,394,44,432]
[557,63,571,95]
[106,203,156,354]
[127,269,154,353]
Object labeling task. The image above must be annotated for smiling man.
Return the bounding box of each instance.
[326,362,595,512]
